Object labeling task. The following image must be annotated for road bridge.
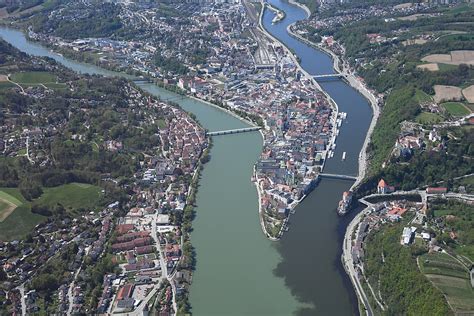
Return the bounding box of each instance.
[313,73,345,81]
[255,64,275,70]
[319,173,357,181]
[206,127,261,136]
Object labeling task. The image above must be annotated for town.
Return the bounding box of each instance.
[23,0,339,239]
[0,41,206,314]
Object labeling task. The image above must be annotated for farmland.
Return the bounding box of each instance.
[10,71,57,85]
[0,188,44,241]
[433,85,463,103]
[36,183,103,212]
[9,71,66,89]
[0,183,103,241]
[419,253,474,313]
[441,102,471,116]
[0,189,24,222]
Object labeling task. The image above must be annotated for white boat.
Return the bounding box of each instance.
[342,152,346,160]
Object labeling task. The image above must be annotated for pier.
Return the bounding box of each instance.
[319,173,357,181]
[206,127,261,136]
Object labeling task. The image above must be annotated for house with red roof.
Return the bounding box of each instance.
[377,179,394,194]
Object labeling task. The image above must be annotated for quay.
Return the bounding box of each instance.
[206,126,262,136]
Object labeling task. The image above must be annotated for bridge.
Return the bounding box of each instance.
[319,173,357,181]
[206,127,262,136]
[255,64,275,70]
[133,78,152,83]
[313,73,345,80]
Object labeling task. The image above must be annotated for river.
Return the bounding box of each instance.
[0,0,373,313]
[262,1,373,315]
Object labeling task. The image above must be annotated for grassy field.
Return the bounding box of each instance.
[37,183,103,211]
[419,253,474,313]
[414,89,433,103]
[441,102,471,116]
[0,81,15,90]
[0,188,45,241]
[10,71,57,84]
[415,112,444,124]
[0,189,24,222]
[438,63,459,72]
[0,183,103,241]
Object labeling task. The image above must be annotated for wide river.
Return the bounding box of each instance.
[0,1,372,314]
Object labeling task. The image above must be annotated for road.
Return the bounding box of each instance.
[342,207,374,316]
[18,284,26,316]
[124,212,176,315]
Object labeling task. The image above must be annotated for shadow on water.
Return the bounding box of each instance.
[272,179,362,316]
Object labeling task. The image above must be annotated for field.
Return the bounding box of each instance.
[433,85,463,103]
[9,71,66,90]
[422,50,474,66]
[419,253,474,313]
[10,71,57,85]
[0,183,103,241]
[37,183,103,211]
[0,188,45,241]
[441,102,471,116]
[403,38,428,46]
[415,112,444,124]
[462,85,474,103]
[414,89,433,103]
[0,189,23,222]
[416,63,439,71]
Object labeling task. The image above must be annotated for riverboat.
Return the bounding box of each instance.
[337,191,352,215]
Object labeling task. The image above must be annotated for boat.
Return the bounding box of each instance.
[342,151,346,161]
[337,191,353,215]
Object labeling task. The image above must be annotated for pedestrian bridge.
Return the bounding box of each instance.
[319,173,357,181]
[206,127,262,136]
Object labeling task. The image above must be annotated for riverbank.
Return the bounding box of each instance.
[257,0,341,240]
[285,23,381,190]
[288,0,311,17]
[342,203,374,316]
